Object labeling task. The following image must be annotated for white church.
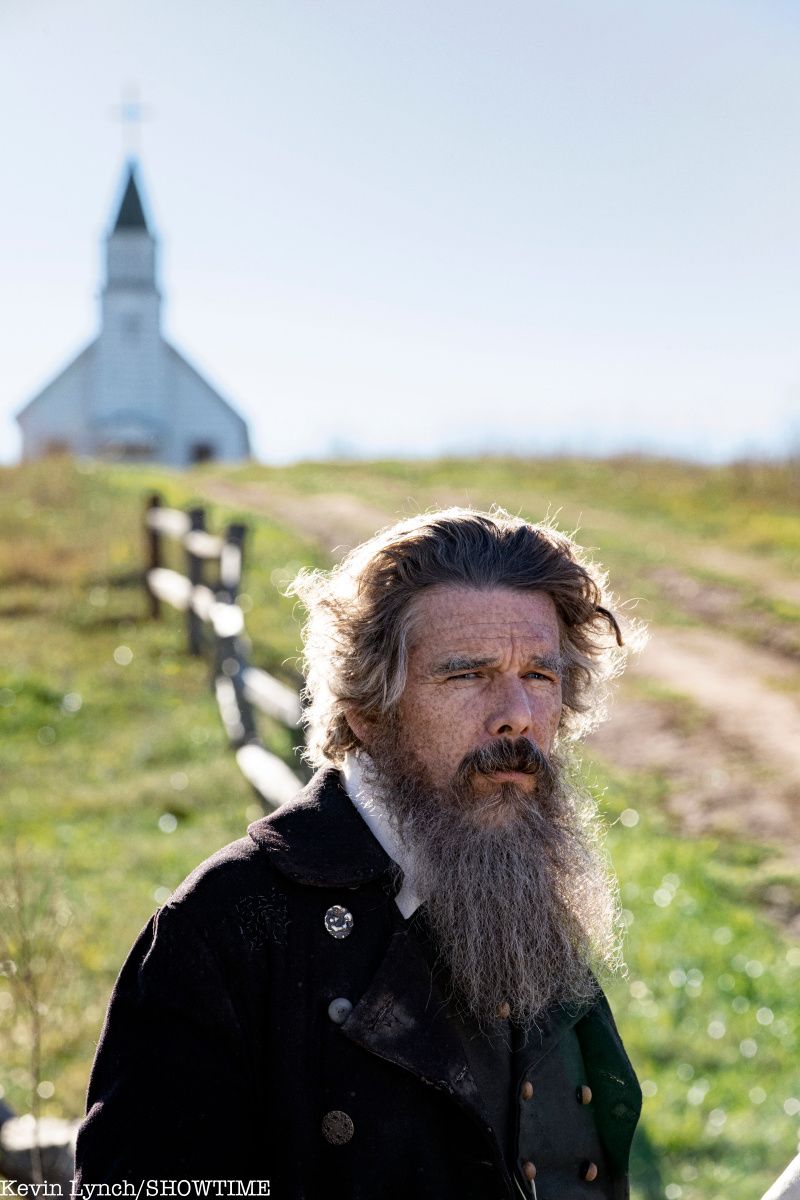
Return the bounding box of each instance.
[16,161,251,465]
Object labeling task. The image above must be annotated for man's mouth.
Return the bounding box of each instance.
[485,768,532,780]
[456,737,548,784]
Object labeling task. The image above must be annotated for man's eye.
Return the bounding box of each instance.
[449,671,479,681]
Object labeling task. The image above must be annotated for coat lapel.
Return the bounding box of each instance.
[574,993,642,1177]
[516,999,590,1073]
[340,918,487,1120]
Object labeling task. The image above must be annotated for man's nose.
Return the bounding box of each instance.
[486,677,533,738]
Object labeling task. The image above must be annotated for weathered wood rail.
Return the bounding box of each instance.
[0,1099,78,1193]
[144,493,306,810]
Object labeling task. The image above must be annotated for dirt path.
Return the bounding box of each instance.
[633,627,800,786]
[589,627,800,861]
[688,545,800,605]
[200,480,393,555]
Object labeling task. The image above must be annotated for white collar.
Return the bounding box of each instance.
[341,751,421,919]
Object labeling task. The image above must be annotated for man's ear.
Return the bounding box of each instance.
[345,706,371,746]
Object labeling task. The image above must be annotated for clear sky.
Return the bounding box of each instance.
[2,0,799,464]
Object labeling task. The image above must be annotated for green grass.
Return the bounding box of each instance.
[1,456,798,1200]
[598,768,800,1200]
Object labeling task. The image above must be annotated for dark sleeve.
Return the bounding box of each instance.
[74,902,262,1184]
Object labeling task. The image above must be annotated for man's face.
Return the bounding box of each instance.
[393,584,563,812]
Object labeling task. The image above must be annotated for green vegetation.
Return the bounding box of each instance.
[1,456,798,1200]
[600,770,800,1199]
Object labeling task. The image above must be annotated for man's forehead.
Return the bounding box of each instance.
[407,584,560,652]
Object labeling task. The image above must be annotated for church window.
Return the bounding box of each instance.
[101,438,155,461]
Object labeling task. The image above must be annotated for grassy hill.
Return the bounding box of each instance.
[1,455,799,1200]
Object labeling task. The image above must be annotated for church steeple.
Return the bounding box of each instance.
[103,159,159,297]
[98,159,162,428]
[113,165,149,232]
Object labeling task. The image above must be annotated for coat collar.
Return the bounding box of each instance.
[247,767,398,888]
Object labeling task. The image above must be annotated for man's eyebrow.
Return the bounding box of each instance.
[529,653,564,676]
[429,653,564,677]
[429,655,498,677]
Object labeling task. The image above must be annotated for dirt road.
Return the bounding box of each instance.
[589,627,800,857]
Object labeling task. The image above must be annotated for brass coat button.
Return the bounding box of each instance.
[577,1084,593,1105]
[324,905,354,938]
[321,1110,354,1144]
[522,1162,537,1182]
[520,1080,533,1101]
[327,997,353,1024]
[497,1001,511,1020]
[582,1161,599,1182]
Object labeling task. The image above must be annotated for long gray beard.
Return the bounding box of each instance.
[364,735,623,1029]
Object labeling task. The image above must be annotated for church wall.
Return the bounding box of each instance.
[165,345,251,465]
[17,344,97,459]
[94,293,165,433]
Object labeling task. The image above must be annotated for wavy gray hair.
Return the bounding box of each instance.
[288,507,639,767]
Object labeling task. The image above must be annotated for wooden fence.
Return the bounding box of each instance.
[144,493,307,810]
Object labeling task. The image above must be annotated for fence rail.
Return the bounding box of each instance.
[144,492,306,810]
[0,1100,78,1192]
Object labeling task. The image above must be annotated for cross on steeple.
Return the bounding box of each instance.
[111,85,153,157]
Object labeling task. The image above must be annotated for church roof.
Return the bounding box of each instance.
[113,165,149,232]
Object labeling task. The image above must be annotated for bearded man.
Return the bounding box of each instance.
[75,508,643,1200]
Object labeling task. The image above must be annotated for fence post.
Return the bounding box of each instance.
[219,523,247,603]
[145,493,162,619]
[213,521,258,746]
[185,507,206,656]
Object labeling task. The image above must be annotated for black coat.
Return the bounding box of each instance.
[75,770,641,1199]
